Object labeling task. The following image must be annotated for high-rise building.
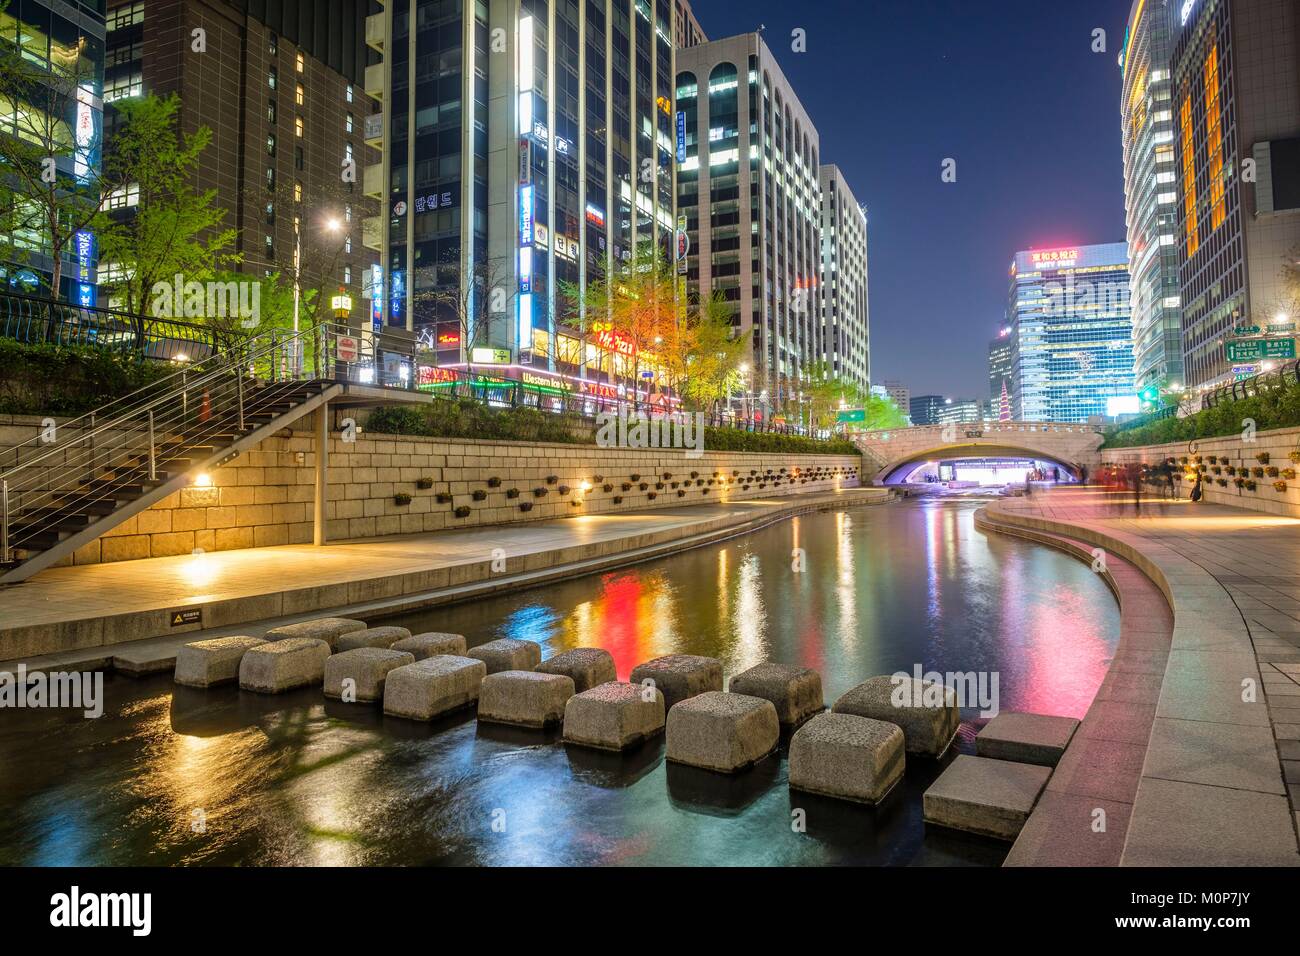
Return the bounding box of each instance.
[102,0,378,303]
[1007,243,1135,423]
[909,393,944,426]
[1169,0,1300,389]
[370,0,685,398]
[880,380,909,416]
[678,32,824,413]
[987,328,1013,407]
[1120,0,1185,395]
[935,398,982,426]
[1,0,106,302]
[818,164,869,392]
[672,0,705,49]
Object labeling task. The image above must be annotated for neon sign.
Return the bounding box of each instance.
[1030,249,1079,268]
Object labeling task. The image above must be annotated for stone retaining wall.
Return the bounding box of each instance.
[1101,424,1300,517]
[0,414,862,566]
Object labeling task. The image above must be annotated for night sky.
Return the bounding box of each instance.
[695,0,1136,399]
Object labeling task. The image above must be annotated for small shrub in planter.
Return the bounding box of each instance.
[638,482,648,491]
[621,482,632,491]
[416,477,434,490]
[1266,466,1279,477]
[1180,456,1189,464]
[671,482,679,489]
[487,476,502,488]
[1246,479,1258,491]
[613,496,623,504]
[1216,478,1228,487]
[1284,469,1298,480]
[593,475,604,482]
[1290,451,1300,464]
[603,483,614,493]
[1212,466,1222,474]
[677,490,686,497]
[1227,466,1237,475]
[546,475,559,484]
[647,492,658,500]
[655,482,665,490]
[506,488,520,499]
[1252,467,1265,478]
[436,493,453,503]
[690,471,699,478]
[533,487,548,497]
[394,492,413,506]
[472,489,487,500]
[702,487,710,494]
[571,500,582,507]
[454,505,472,518]
[1274,481,1288,493]
[1257,453,1270,464]
[519,502,534,512]
[1235,477,1246,488]
[558,485,571,495]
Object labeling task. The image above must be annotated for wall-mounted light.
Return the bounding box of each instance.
[192,472,212,488]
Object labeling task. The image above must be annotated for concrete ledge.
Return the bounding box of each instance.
[976,713,1079,767]
[923,754,1050,841]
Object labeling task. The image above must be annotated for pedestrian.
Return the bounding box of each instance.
[1131,464,1142,516]
[1190,473,1203,503]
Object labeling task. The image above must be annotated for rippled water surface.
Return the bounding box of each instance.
[0,499,1119,866]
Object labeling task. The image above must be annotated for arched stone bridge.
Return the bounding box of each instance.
[853,421,1105,484]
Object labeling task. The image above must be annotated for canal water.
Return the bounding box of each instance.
[0,498,1119,866]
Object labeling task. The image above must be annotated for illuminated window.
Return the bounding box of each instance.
[1179,94,1198,258]
[103,183,139,209]
[346,85,354,103]
[104,72,143,102]
[295,115,303,137]
[1204,45,1225,231]
[107,2,144,31]
[295,83,304,105]
[345,113,354,134]
[295,53,304,73]
[294,180,303,202]
[268,67,277,90]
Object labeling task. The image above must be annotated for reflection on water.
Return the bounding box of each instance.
[0,500,1118,866]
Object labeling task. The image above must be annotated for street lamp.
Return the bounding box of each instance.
[292,216,345,374]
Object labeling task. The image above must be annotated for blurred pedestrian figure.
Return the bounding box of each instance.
[1130,464,1142,516]
[1190,472,1204,503]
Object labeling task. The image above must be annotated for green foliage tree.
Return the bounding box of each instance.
[96,94,238,315]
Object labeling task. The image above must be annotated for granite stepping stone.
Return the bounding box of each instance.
[728,662,824,726]
[174,636,266,688]
[477,670,575,728]
[467,638,541,674]
[789,712,905,805]
[263,617,366,650]
[383,655,487,721]
[976,712,1080,767]
[922,754,1050,841]
[833,675,960,757]
[238,638,332,693]
[336,625,412,652]
[665,691,779,773]
[536,647,617,692]
[391,632,467,659]
[562,681,666,751]
[629,654,722,710]
[324,647,416,702]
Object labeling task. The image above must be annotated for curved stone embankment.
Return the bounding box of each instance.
[979,492,1300,867]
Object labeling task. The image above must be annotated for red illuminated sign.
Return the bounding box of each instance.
[419,365,460,386]
[594,328,635,357]
[437,331,461,346]
[1030,249,1080,267]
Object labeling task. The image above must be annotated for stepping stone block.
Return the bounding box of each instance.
[467,638,541,674]
[788,712,905,805]
[478,670,575,728]
[264,617,366,650]
[728,662,824,726]
[324,647,416,702]
[174,636,266,688]
[392,632,467,659]
[238,638,332,693]
[629,654,722,710]
[336,625,412,652]
[383,655,487,721]
[833,675,960,757]
[535,647,617,692]
[665,691,779,773]
[922,754,1050,841]
[562,681,666,751]
[976,712,1079,767]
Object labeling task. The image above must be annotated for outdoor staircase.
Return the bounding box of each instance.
[0,328,345,584]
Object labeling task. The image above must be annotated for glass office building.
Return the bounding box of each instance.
[368,0,683,401]
[1007,242,1136,423]
[1120,0,1184,396]
[1,0,106,302]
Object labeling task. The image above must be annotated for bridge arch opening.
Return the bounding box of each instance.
[875,443,1085,486]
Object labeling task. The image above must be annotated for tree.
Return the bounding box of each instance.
[678,291,748,415]
[864,392,908,431]
[565,240,683,410]
[96,94,238,315]
[412,252,516,367]
[0,11,122,298]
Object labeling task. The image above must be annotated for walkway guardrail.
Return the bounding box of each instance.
[1109,404,1178,433]
[0,289,217,363]
[1202,359,1300,409]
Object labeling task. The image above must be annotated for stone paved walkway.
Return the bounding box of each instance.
[0,487,888,669]
[989,486,1300,866]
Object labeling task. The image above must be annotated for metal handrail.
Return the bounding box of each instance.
[1202,359,1300,409]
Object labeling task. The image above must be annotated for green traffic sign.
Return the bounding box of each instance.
[1226,338,1296,361]
[836,408,866,424]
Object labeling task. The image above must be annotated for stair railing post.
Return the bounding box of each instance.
[237,365,246,431]
[147,410,157,481]
[2,478,10,563]
[86,412,96,481]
